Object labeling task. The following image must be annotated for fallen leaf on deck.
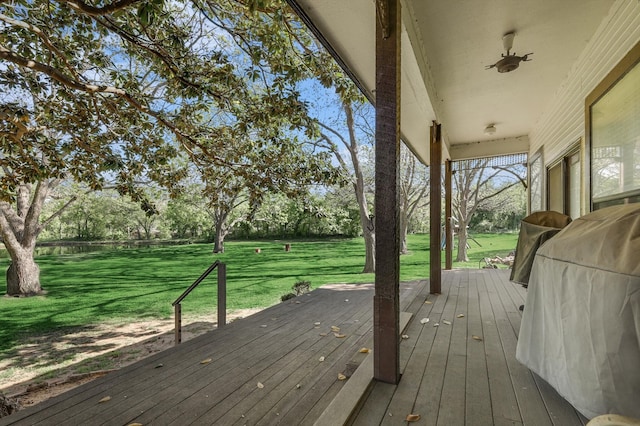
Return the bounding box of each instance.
[260,324,267,328]
[314,322,321,326]
[443,320,452,325]
[319,356,325,362]
[401,334,409,339]
[296,384,302,389]
[359,347,370,353]
[472,335,483,341]
[425,300,433,304]
[257,382,264,389]
[127,423,143,426]
[98,396,111,403]
[433,323,440,327]
[344,299,349,302]
[420,318,430,324]
[334,333,346,338]
[457,314,465,318]
[406,414,421,422]
[295,301,301,304]
[337,373,347,381]
[331,326,340,332]
[200,358,212,364]
[319,333,328,336]
[155,363,163,368]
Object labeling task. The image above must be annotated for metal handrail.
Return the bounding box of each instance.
[172,260,226,345]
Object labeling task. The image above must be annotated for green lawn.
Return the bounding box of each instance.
[0,233,517,356]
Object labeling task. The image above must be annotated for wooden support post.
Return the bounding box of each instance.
[217,263,226,328]
[430,122,442,293]
[373,0,401,385]
[174,303,182,346]
[445,159,453,270]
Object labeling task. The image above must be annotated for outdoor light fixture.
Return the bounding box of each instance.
[484,124,497,135]
[486,31,533,73]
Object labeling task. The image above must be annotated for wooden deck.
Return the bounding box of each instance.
[351,269,588,426]
[0,270,587,426]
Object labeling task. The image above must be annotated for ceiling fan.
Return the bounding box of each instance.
[486,32,533,73]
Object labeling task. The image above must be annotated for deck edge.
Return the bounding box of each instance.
[313,312,413,426]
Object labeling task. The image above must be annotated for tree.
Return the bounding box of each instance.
[469,182,526,233]
[0,0,338,295]
[164,186,211,240]
[201,172,251,253]
[0,180,68,295]
[399,145,429,254]
[357,141,429,254]
[209,0,375,269]
[452,161,526,261]
[315,98,376,272]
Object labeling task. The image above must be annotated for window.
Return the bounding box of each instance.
[547,161,564,213]
[547,144,582,218]
[567,151,581,219]
[529,150,543,213]
[586,41,640,210]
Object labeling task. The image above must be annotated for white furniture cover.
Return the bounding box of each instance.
[516,203,640,419]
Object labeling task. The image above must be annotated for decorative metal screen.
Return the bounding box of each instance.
[451,153,527,172]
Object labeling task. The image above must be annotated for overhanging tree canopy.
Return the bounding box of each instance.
[0,0,343,295]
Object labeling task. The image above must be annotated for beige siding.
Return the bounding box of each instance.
[529,0,640,165]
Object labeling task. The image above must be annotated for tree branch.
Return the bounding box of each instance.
[60,0,143,16]
[493,166,528,189]
[40,195,78,230]
[0,45,237,170]
[0,13,82,80]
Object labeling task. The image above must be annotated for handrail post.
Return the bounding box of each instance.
[175,303,182,346]
[172,260,226,344]
[217,263,226,328]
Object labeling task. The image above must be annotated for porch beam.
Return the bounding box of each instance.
[449,136,529,160]
[430,122,442,293]
[373,0,401,384]
[445,159,453,270]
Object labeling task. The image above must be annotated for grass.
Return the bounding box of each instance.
[0,233,517,356]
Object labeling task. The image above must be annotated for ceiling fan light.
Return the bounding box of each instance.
[502,32,515,52]
[484,124,497,135]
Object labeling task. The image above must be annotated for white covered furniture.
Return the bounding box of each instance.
[516,203,640,419]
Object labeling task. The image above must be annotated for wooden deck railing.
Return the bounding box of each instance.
[172,260,226,345]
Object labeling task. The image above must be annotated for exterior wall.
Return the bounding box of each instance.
[528,0,640,213]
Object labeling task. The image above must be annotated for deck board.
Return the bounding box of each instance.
[465,269,493,426]
[409,271,461,426]
[438,269,468,426]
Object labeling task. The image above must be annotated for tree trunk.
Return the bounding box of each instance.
[455,223,469,262]
[362,227,375,273]
[213,233,225,253]
[6,249,42,296]
[399,205,409,255]
[213,219,227,253]
[357,194,375,272]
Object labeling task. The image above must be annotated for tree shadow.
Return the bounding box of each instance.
[1,319,217,395]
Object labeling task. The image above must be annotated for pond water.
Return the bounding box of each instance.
[0,242,185,258]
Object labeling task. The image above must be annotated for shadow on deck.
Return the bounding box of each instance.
[0,270,586,425]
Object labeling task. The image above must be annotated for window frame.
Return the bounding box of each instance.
[585,41,640,211]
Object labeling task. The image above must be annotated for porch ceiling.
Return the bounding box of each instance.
[289,0,616,164]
